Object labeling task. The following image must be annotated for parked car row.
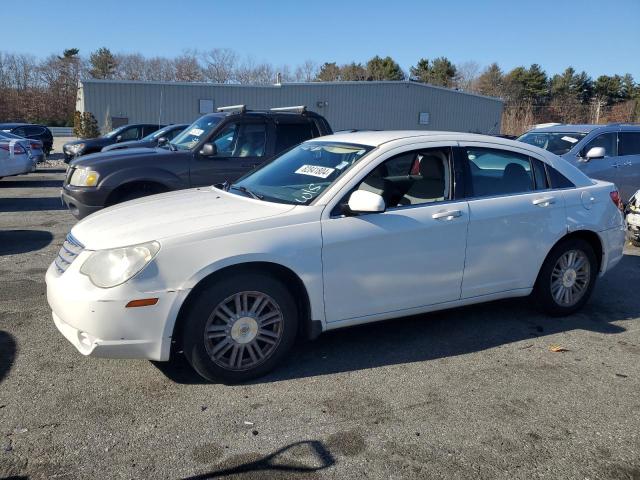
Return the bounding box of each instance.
[0,123,53,155]
[60,106,332,218]
[47,125,626,383]
[63,123,168,161]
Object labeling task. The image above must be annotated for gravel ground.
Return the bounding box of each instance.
[1,166,639,480]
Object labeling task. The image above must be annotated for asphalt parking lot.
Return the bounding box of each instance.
[1,166,639,480]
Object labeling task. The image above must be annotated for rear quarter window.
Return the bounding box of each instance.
[546,166,575,189]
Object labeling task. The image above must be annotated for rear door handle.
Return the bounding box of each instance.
[532,196,556,206]
[432,209,462,220]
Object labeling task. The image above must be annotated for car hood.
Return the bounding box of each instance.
[70,147,170,168]
[102,139,153,151]
[71,187,296,250]
[65,137,111,148]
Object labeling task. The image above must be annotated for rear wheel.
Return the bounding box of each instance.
[533,238,598,316]
[182,273,298,383]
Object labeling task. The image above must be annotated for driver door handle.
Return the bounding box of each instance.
[532,196,556,207]
[432,209,462,220]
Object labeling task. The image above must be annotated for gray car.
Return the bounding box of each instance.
[518,123,640,202]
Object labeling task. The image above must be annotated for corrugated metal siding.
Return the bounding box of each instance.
[81,80,503,134]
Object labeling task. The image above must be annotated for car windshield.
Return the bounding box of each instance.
[517,131,587,155]
[104,126,127,139]
[170,117,222,151]
[231,141,373,205]
[142,126,172,141]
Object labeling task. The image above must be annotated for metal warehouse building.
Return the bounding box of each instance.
[76,79,503,133]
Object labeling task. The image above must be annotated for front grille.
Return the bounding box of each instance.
[54,233,84,275]
[64,167,75,185]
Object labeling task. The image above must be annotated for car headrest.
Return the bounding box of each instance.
[419,154,445,180]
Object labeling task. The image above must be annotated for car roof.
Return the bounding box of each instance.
[313,130,514,147]
[527,124,621,134]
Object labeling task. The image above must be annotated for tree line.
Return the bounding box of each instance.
[1,47,638,134]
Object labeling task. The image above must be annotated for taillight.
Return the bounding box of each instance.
[610,190,623,210]
[0,143,25,154]
[30,142,40,150]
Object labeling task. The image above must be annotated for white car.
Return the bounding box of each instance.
[46,131,625,382]
[0,139,35,179]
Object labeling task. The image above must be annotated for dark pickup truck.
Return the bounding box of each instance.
[61,106,332,219]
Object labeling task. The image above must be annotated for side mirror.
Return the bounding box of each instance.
[199,142,217,157]
[115,135,123,142]
[347,190,386,214]
[584,146,605,160]
[157,137,167,146]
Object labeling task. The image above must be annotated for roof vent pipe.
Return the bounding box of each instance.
[275,72,282,85]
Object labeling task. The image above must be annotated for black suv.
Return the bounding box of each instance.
[0,123,54,155]
[62,106,332,219]
[62,123,164,162]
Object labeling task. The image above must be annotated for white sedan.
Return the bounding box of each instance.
[46,131,625,382]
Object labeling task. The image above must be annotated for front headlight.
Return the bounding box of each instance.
[68,143,85,153]
[69,168,100,187]
[80,241,160,288]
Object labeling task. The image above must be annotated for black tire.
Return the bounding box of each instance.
[631,239,640,248]
[532,238,598,316]
[182,273,298,383]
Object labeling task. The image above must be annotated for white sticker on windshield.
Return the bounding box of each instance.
[295,165,335,178]
[561,136,579,144]
[335,161,349,170]
[189,128,204,136]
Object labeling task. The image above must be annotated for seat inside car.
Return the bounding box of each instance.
[502,162,532,193]
[399,152,447,205]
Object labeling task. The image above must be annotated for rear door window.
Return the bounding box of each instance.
[619,132,640,156]
[463,147,534,197]
[120,126,141,141]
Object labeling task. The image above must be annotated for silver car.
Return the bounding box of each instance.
[0,139,35,179]
[518,123,640,202]
[0,131,44,163]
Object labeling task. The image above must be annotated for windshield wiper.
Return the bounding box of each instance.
[230,185,263,200]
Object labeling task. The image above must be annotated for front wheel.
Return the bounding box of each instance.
[182,273,298,383]
[533,238,598,316]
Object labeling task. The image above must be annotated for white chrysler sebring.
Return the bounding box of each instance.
[46,131,625,382]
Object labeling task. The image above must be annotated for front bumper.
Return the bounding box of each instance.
[60,185,107,219]
[46,260,184,361]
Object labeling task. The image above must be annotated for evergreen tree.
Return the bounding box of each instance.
[89,47,118,79]
[366,56,404,81]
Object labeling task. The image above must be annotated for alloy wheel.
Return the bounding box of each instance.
[204,291,284,371]
[550,249,591,307]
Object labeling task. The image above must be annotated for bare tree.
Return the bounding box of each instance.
[200,48,237,83]
[295,60,318,82]
[455,61,480,92]
[144,57,176,81]
[115,53,147,80]
[174,53,203,82]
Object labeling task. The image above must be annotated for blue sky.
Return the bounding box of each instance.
[5,0,640,78]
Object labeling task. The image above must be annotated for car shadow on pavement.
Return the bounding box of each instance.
[0,197,64,212]
[156,254,640,385]
[0,179,63,188]
[0,330,17,384]
[0,230,53,255]
[181,440,335,479]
